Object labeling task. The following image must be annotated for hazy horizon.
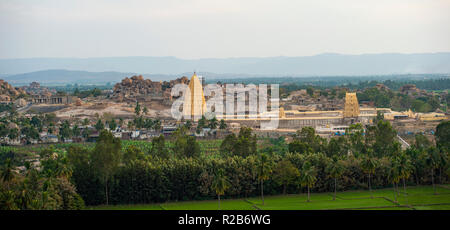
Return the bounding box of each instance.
[2,51,450,61]
[2,53,450,78]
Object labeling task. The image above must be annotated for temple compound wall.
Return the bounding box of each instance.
[32,95,77,104]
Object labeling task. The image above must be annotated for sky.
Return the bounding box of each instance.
[0,0,449,59]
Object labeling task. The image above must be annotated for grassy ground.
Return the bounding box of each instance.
[88,185,450,210]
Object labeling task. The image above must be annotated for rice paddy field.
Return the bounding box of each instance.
[89,185,450,210]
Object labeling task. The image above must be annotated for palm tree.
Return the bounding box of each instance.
[1,158,15,190]
[82,118,90,126]
[361,155,377,198]
[211,169,230,210]
[142,107,148,115]
[198,116,207,129]
[325,158,345,201]
[72,124,80,137]
[388,158,401,203]
[185,120,192,130]
[219,119,227,130]
[135,101,141,116]
[299,162,317,202]
[127,120,134,130]
[95,119,104,131]
[445,163,450,182]
[82,127,91,140]
[257,153,272,205]
[56,158,73,179]
[208,117,218,129]
[426,147,440,195]
[8,128,19,141]
[437,149,448,184]
[118,118,124,128]
[397,152,413,204]
[153,119,162,132]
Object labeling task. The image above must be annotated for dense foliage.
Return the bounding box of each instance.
[1,119,449,208]
[65,121,450,206]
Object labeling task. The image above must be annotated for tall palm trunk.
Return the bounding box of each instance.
[105,177,109,205]
[403,178,408,205]
[415,172,420,185]
[395,183,399,197]
[307,186,310,202]
[368,173,373,198]
[261,180,264,205]
[333,178,337,201]
[393,183,397,203]
[431,168,436,195]
[218,194,221,210]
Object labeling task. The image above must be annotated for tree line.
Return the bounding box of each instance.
[1,117,449,208]
[63,120,449,206]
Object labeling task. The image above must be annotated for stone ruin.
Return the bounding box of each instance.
[399,84,426,96]
[20,82,56,96]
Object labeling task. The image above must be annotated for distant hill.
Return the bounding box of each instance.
[1,53,450,77]
[1,70,243,85]
[2,70,138,85]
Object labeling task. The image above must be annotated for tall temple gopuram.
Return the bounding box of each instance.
[183,72,207,120]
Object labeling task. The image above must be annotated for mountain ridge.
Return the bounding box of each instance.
[1,53,450,82]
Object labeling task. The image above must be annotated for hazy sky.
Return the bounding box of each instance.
[1,0,449,59]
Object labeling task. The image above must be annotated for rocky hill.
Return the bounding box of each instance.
[0,79,26,102]
[20,82,55,96]
[112,75,190,103]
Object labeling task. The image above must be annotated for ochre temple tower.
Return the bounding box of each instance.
[343,92,360,118]
[183,72,206,120]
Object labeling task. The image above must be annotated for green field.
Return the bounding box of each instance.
[88,185,450,210]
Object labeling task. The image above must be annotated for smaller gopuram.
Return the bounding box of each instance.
[343,93,360,118]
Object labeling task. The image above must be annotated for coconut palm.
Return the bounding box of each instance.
[397,152,413,203]
[426,147,440,195]
[184,120,192,130]
[211,169,230,210]
[208,117,218,129]
[325,158,346,200]
[1,158,15,190]
[388,157,401,203]
[299,162,317,202]
[8,128,19,141]
[153,119,162,132]
[82,118,90,126]
[134,101,141,116]
[257,153,272,205]
[56,158,73,179]
[360,155,378,198]
[437,149,448,184]
[219,119,227,130]
[445,163,450,180]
